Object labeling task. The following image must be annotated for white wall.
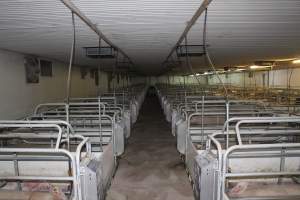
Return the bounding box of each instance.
[0,49,108,119]
[142,75,206,86]
[207,68,300,89]
[151,67,300,90]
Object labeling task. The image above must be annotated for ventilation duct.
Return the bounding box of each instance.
[84,46,116,59]
[176,45,206,57]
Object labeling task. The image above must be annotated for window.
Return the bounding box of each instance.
[40,60,52,77]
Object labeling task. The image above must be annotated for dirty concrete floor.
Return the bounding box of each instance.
[106,92,194,200]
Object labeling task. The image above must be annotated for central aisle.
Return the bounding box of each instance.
[107,90,194,200]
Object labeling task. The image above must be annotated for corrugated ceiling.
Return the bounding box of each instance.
[0,0,300,74]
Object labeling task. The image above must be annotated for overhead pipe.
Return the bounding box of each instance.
[163,0,228,98]
[164,0,213,63]
[59,0,133,65]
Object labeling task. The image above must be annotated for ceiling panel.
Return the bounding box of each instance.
[0,0,300,75]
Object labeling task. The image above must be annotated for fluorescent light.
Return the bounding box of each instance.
[235,68,246,72]
[274,58,296,62]
[189,73,201,77]
[250,65,259,69]
[250,65,272,70]
[292,59,300,64]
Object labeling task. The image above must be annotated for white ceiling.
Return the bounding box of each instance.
[0,0,300,75]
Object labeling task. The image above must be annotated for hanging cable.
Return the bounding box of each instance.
[202,8,228,98]
[65,12,76,151]
[60,0,133,66]
[113,50,119,91]
[202,9,208,52]
[115,50,119,75]
[66,12,76,105]
[96,37,103,151]
[97,37,102,96]
[288,68,294,91]
[184,36,203,88]
[64,11,76,180]
[288,67,294,113]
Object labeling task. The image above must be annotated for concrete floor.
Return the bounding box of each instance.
[106,91,194,200]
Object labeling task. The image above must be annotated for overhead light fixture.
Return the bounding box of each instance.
[254,61,275,66]
[84,46,116,59]
[189,73,202,77]
[176,45,206,57]
[274,58,296,62]
[292,59,300,64]
[249,65,260,69]
[235,68,246,72]
[250,65,272,70]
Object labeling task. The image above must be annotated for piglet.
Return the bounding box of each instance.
[228,182,249,196]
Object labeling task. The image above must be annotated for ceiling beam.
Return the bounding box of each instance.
[60,0,134,65]
[164,0,213,63]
